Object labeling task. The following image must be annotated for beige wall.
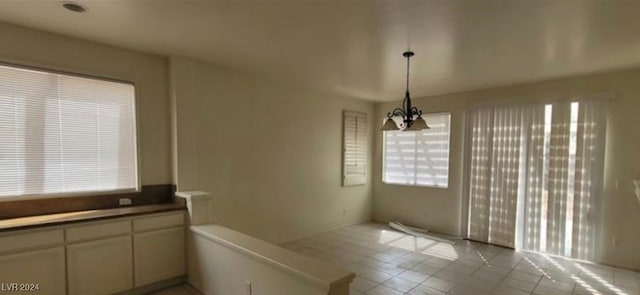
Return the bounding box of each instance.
[0,21,371,245]
[373,68,640,270]
[0,22,172,185]
[170,57,374,243]
[4,18,639,270]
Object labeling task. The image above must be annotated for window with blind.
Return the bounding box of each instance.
[383,112,451,188]
[342,111,367,186]
[0,64,138,200]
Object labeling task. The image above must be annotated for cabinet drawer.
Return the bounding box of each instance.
[66,220,131,243]
[0,229,63,253]
[133,212,184,232]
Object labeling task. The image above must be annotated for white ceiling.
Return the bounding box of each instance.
[1,0,639,101]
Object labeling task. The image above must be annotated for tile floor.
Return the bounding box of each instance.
[279,223,640,295]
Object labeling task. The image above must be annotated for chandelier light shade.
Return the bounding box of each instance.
[405,116,428,131]
[381,51,429,131]
[381,117,400,131]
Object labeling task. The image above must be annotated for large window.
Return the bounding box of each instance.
[382,112,451,188]
[0,64,138,199]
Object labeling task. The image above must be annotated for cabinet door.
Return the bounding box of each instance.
[67,236,133,295]
[134,227,185,287]
[0,247,65,295]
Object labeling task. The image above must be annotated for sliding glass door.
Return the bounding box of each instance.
[466,100,606,261]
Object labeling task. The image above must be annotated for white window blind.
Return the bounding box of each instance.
[466,101,606,260]
[524,101,606,260]
[343,111,367,186]
[0,64,138,199]
[467,105,532,248]
[383,112,451,188]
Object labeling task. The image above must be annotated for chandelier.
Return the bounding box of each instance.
[381,51,429,131]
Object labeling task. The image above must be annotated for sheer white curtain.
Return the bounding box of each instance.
[468,105,535,248]
[523,100,606,260]
[468,100,606,259]
[571,100,606,260]
[468,108,493,243]
[545,102,573,255]
[523,105,548,252]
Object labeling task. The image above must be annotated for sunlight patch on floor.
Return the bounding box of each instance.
[377,229,460,261]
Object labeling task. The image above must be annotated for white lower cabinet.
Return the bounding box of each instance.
[134,227,185,287]
[67,236,133,295]
[0,247,66,295]
[0,211,185,295]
